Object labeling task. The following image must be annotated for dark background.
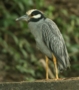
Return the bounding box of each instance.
[0,0,79,82]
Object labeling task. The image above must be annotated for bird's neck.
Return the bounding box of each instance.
[28,19,44,39]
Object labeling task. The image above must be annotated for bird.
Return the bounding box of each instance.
[16,9,70,80]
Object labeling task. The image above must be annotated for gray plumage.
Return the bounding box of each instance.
[28,18,70,70]
[16,9,70,71]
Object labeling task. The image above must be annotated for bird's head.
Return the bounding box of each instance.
[16,9,46,22]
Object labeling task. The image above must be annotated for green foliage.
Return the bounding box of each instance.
[0,0,79,81]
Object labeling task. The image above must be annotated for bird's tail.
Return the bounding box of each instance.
[58,46,70,71]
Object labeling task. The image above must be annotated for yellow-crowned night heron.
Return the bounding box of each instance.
[16,9,70,80]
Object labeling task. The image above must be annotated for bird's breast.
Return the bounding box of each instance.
[28,21,52,58]
[28,22,42,39]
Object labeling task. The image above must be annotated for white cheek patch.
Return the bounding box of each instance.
[33,14,41,18]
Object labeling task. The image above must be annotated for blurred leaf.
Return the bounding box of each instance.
[0,0,79,81]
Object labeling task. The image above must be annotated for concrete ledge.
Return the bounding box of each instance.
[0,77,79,90]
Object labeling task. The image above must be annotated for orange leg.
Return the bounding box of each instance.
[52,54,59,79]
[45,56,49,80]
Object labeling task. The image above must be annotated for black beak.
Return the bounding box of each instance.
[16,14,30,21]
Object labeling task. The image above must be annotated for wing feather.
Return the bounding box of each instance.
[42,19,70,70]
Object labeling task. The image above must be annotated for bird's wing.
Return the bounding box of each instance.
[42,18,70,69]
[45,18,64,41]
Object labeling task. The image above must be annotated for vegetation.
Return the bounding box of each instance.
[0,0,79,81]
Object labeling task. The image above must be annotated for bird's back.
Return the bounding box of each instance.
[42,18,70,70]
